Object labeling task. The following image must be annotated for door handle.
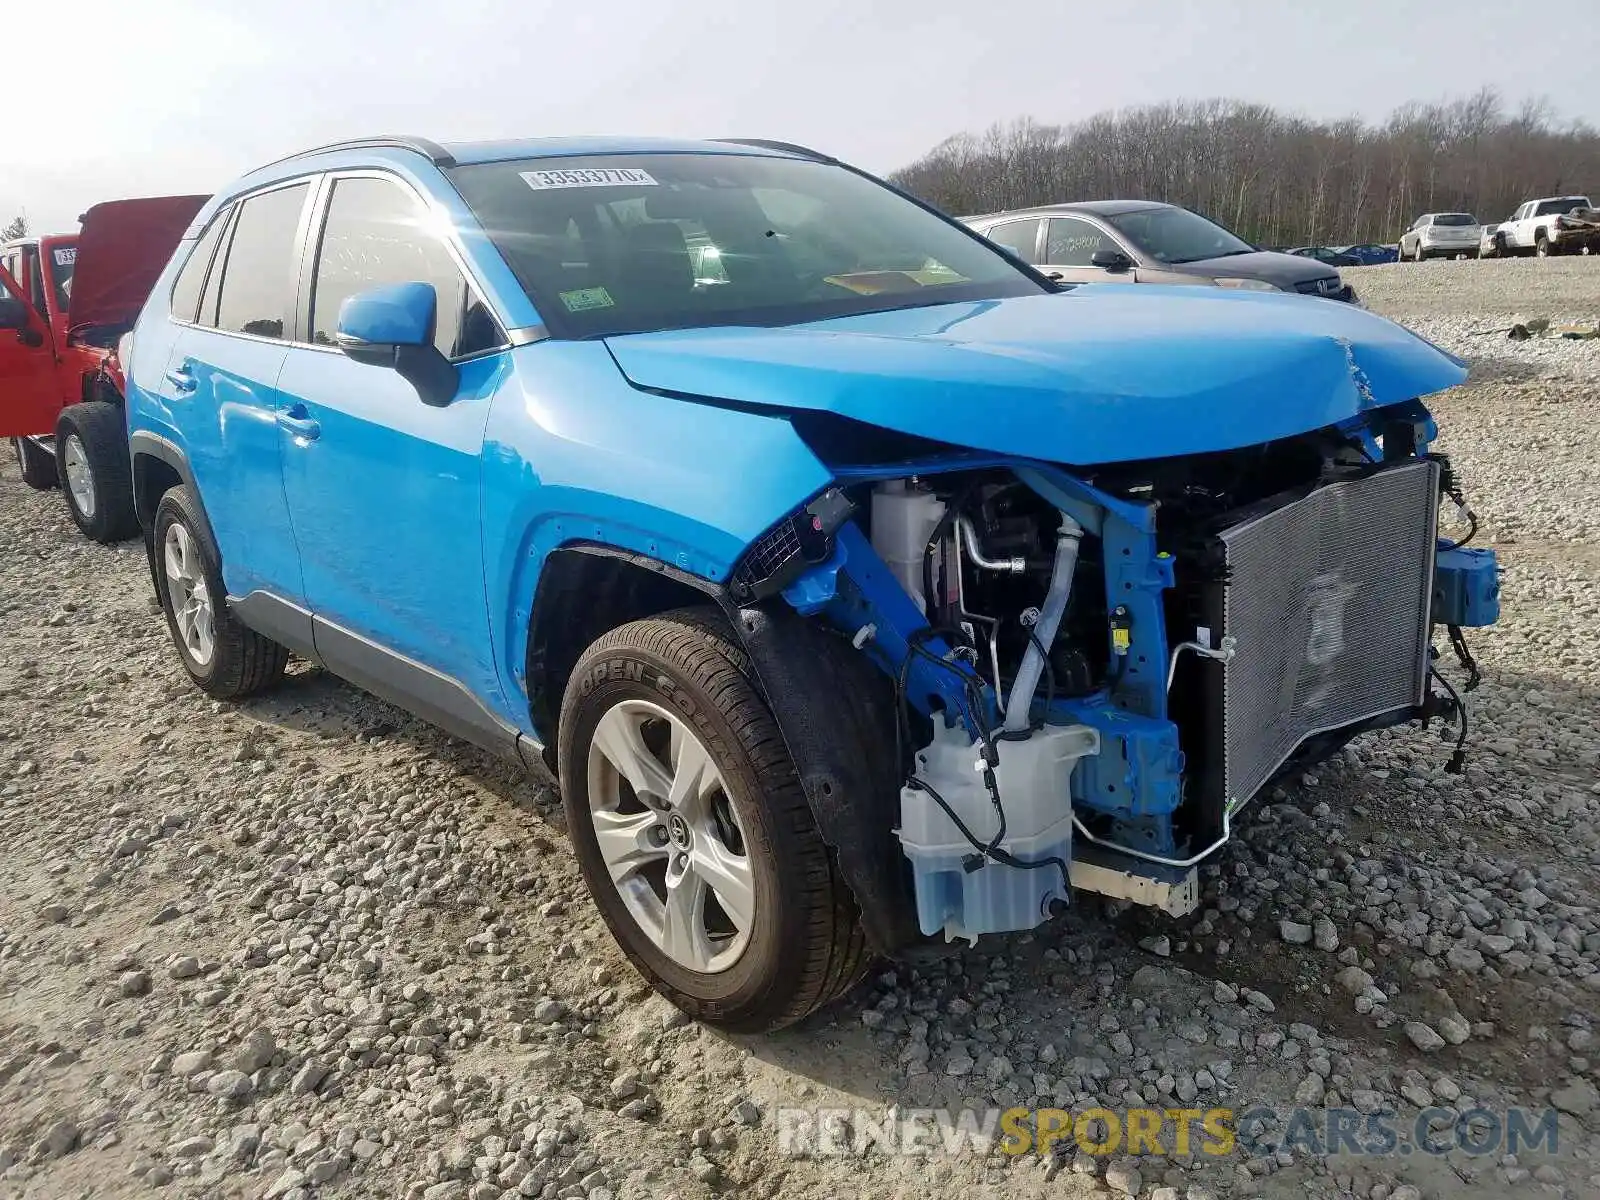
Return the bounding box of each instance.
[276,406,321,442]
[164,364,196,394]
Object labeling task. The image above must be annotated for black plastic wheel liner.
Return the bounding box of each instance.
[719,601,922,955]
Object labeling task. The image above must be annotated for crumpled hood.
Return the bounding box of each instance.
[604,287,1464,465]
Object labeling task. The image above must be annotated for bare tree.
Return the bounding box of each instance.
[1,215,27,241]
[890,95,1599,246]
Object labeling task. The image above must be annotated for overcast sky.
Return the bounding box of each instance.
[5,0,1590,233]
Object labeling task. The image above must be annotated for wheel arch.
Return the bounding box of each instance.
[80,365,123,406]
[525,544,722,756]
[130,432,219,591]
[526,544,920,954]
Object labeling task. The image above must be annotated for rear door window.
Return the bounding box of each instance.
[170,210,231,324]
[983,218,1042,264]
[309,175,499,359]
[211,183,311,340]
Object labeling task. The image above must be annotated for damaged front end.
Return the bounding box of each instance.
[725,407,1499,950]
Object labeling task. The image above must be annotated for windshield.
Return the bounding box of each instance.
[1100,206,1253,264]
[1533,198,1588,217]
[48,243,75,312]
[1432,214,1477,226]
[446,153,1047,336]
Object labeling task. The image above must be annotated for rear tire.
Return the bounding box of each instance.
[11,437,57,490]
[1535,232,1551,258]
[153,485,288,699]
[558,608,868,1033]
[56,402,138,543]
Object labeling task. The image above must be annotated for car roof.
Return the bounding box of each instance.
[216,134,821,216]
[963,199,1174,224]
[442,136,813,166]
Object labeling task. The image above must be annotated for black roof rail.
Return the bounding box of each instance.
[715,138,833,162]
[254,136,456,172]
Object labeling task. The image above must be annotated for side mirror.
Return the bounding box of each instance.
[335,282,458,408]
[1091,249,1132,273]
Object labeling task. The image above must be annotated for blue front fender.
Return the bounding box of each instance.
[480,340,833,736]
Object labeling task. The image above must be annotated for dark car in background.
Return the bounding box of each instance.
[1287,245,1363,268]
[964,201,1356,301]
[1336,243,1400,266]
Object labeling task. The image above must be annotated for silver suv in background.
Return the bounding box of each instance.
[963,201,1355,301]
[1398,213,1481,261]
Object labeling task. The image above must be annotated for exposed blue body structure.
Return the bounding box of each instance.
[123,133,1499,959]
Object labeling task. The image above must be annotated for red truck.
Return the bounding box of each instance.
[1,195,207,540]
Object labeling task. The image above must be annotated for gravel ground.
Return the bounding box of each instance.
[2,256,1599,1200]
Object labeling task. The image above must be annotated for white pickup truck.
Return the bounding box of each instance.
[1488,196,1600,257]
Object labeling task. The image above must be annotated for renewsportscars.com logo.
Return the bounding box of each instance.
[776,1105,1560,1160]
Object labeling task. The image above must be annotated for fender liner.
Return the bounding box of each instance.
[718,601,921,955]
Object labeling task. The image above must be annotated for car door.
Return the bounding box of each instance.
[1506,205,1528,247]
[275,171,510,715]
[1038,216,1142,284]
[0,263,59,438]
[155,183,312,604]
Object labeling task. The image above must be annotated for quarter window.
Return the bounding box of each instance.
[984,218,1042,264]
[212,184,310,340]
[1045,217,1119,266]
[170,211,231,324]
[310,176,499,359]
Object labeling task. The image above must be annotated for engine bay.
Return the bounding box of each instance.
[758,417,1496,945]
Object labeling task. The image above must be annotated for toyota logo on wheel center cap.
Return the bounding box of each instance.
[667,813,691,848]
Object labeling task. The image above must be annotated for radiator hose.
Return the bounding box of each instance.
[1001,514,1083,733]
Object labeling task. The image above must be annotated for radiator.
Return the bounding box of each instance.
[1217,459,1440,808]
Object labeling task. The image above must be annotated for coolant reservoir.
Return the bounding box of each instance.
[870,480,947,615]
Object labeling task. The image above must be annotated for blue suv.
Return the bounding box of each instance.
[125,135,1499,1031]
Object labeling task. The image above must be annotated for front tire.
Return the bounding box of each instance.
[153,485,288,699]
[558,609,868,1033]
[11,437,57,490]
[56,402,138,543]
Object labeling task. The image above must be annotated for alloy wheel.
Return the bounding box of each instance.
[163,522,216,668]
[585,699,755,974]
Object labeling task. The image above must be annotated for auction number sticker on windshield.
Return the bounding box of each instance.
[560,286,615,312]
[521,168,658,190]
[54,247,77,266]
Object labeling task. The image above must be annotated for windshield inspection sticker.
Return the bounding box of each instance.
[560,286,615,313]
[521,168,658,190]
